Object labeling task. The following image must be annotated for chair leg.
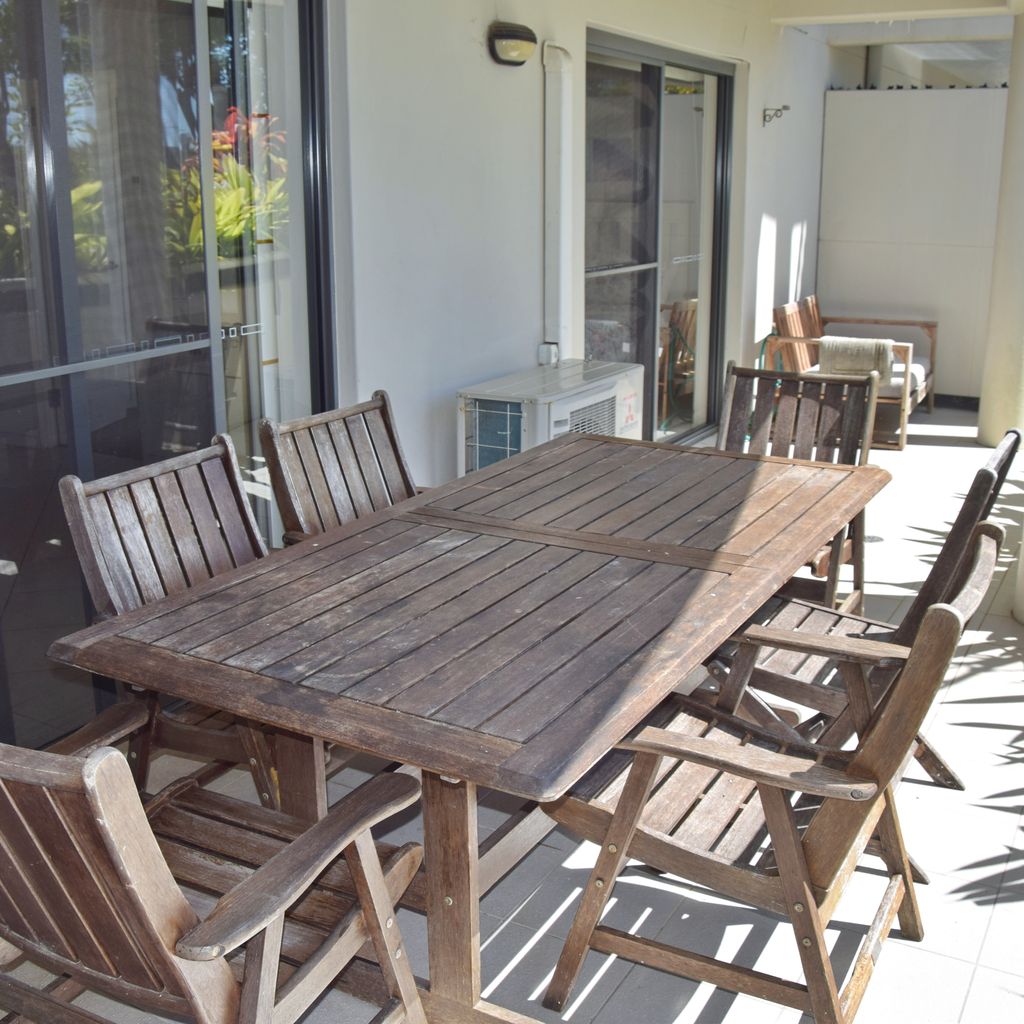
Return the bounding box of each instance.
[824,526,846,611]
[238,724,281,809]
[127,691,159,787]
[239,912,285,1022]
[346,830,427,1024]
[913,734,966,790]
[871,787,924,941]
[759,784,843,1024]
[543,752,661,1012]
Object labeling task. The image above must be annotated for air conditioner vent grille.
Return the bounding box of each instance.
[569,396,616,436]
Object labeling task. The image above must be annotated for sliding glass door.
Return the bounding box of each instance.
[0,0,319,747]
[584,39,731,440]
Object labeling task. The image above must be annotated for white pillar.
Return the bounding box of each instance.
[977,14,1024,621]
[979,13,1024,446]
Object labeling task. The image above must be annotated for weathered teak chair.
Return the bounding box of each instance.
[259,390,416,545]
[708,427,1019,788]
[767,295,937,450]
[718,362,879,611]
[541,523,999,1023]
[0,721,426,1024]
[59,435,279,806]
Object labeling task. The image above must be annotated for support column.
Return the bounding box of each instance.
[978,13,1024,446]
[978,13,1024,622]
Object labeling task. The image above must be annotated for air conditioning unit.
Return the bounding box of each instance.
[457,359,644,475]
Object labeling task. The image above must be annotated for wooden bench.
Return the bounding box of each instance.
[767,295,937,450]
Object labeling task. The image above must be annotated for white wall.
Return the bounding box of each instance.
[818,89,1006,397]
[329,1,864,484]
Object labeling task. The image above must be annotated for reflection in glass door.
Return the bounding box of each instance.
[584,46,730,440]
[0,0,315,747]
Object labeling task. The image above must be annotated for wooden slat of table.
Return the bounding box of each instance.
[262,538,543,683]
[429,437,607,513]
[471,444,676,523]
[336,548,602,703]
[309,544,581,696]
[141,523,457,651]
[537,449,743,531]
[124,517,419,643]
[641,463,816,547]
[480,566,722,742]
[552,453,757,537]
[388,553,648,719]
[186,532,504,667]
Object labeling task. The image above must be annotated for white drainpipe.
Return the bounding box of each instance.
[540,42,572,366]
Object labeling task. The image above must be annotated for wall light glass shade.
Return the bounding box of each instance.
[488,22,538,66]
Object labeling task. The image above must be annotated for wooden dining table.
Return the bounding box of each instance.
[50,434,889,1024]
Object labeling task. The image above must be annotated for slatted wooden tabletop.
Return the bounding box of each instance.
[49,435,889,803]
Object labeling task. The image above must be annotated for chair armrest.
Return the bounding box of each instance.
[620,727,877,801]
[176,773,420,960]
[736,624,911,666]
[45,702,151,756]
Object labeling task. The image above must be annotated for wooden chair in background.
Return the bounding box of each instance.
[718,362,880,611]
[541,523,998,1022]
[259,390,416,545]
[0,729,426,1024]
[706,427,1019,789]
[59,434,279,807]
[768,295,936,449]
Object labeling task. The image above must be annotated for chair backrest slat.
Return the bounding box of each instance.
[128,480,189,594]
[800,295,824,336]
[718,364,878,467]
[326,417,375,518]
[61,434,266,618]
[261,390,417,539]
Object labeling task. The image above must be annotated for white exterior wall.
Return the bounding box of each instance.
[327,1,864,484]
[818,89,1007,397]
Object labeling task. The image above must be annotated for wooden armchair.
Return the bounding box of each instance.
[0,723,425,1023]
[707,428,1019,790]
[768,295,937,450]
[718,362,879,611]
[541,553,985,1022]
[260,390,416,546]
[59,435,279,806]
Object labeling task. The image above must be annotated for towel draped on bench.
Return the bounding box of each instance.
[818,335,893,386]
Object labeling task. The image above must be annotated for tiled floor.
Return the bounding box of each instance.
[21,407,1024,1023]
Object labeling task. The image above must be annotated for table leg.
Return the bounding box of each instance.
[274,731,326,821]
[422,772,480,1003]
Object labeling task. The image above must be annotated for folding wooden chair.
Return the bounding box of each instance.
[0,714,425,1024]
[718,362,879,611]
[59,434,279,806]
[541,523,999,1023]
[707,428,1019,789]
[260,390,416,545]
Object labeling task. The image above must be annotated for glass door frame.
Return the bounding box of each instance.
[586,31,733,442]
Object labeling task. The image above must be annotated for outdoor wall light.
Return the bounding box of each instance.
[488,22,538,66]
[762,104,791,126]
